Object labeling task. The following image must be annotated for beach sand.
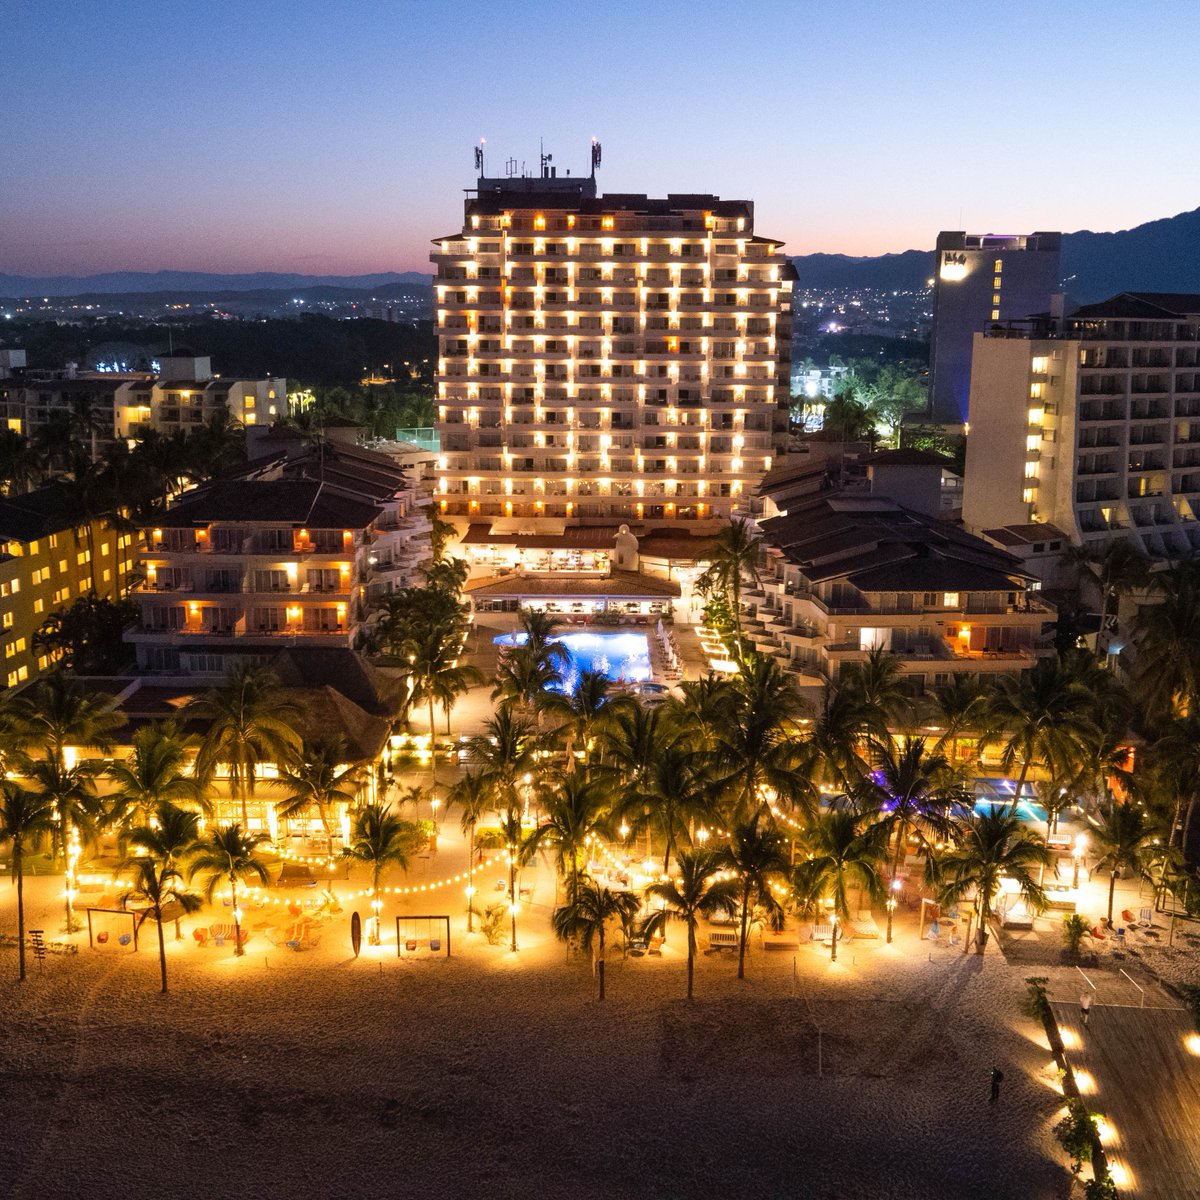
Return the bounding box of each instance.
[0,866,1075,1200]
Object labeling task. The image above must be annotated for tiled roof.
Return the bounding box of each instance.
[154,480,381,529]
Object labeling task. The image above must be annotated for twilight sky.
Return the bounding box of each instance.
[5,0,1198,277]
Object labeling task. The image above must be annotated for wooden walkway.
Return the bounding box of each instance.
[1051,1000,1200,1198]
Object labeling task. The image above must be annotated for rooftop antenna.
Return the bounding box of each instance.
[473,137,486,178]
[591,137,602,176]
[539,138,553,179]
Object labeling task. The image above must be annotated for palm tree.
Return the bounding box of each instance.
[273,738,366,839]
[0,782,56,981]
[190,665,302,826]
[1090,799,1161,925]
[857,737,969,942]
[795,807,887,961]
[120,823,204,993]
[341,804,420,945]
[466,707,537,815]
[636,745,716,876]
[645,848,736,999]
[1065,537,1149,656]
[25,756,103,933]
[21,669,122,770]
[982,659,1098,812]
[711,653,812,824]
[406,624,482,776]
[188,824,271,956]
[106,721,202,834]
[1131,557,1200,717]
[722,810,790,979]
[938,810,1050,954]
[551,879,641,1000]
[543,669,612,763]
[803,681,874,793]
[491,644,563,718]
[531,770,611,903]
[448,770,492,932]
[931,674,989,765]
[700,518,761,660]
[841,646,912,734]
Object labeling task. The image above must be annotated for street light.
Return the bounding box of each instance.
[1072,832,1088,890]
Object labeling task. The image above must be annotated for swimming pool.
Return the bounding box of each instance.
[973,780,1048,826]
[494,631,651,693]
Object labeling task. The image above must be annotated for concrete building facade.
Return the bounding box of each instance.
[431,172,794,549]
[962,293,1200,559]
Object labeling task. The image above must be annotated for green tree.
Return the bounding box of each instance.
[21,669,122,771]
[106,721,202,833]
[1065,537,1149,656]
[722,810,790,980]
[1131,557,1200,718]
[931,674,989,765]
[531,769,611,903]
[33,594,137,673]
[841,646,912,734]
[0,782,56,981]
[191,665,302,825]
[273,737,367,839]
[938,810,1050,954]
[341,804,421,944]
[448,770,492,932]
[120,806,204,993]
[551,879,641,1000]
[644,848,736,999]
[697,518,761,660]
[188,824,271,957]
[857,737,968,942]
[1090,799,1161,925]
[795,807,887,961]
[982,660,1098,812]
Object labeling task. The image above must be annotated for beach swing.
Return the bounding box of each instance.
[394,914,451,959]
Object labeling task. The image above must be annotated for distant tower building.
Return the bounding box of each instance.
[929,231,1061,424]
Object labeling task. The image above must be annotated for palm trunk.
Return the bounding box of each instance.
[976,899,989,954]
[466,820,475,933]
[62,816,75,934]
[509,854,518,952]
[1107,871,1117,926]
[231,875,244,956]
[15,843,26,982]
[1010,756,1031,818]
[686,923,696,1000]
[736,881,751,980]
[157,906,169,993]
[428,696,438,781]
[371,866,382,945]
[597,925,606,1000]
[886,837,903,944]
[830,919,839,962]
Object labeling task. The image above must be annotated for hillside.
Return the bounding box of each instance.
[0,270,432,297]
[790,206,1200,302]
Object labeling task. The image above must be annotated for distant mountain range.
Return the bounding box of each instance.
[791,206,1200,303]
[0,269,433,297]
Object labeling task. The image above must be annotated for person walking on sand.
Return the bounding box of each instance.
[989,1067,1004,1103]
[1080,991,1092,1028]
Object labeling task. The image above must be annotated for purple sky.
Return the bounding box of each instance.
[5,0,1199,277]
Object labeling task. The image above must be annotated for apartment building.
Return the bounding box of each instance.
[929,230,1061,423]
[0,350,285,449]
[431,169,794,570]
[962,293,1200,559]
[745,469,1052,689]
[0,485,136,687]
[129,440,429,676]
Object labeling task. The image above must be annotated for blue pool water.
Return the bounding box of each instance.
[973,779,1048,826]
[494,631,651,693]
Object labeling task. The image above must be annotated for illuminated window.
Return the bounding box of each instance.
[991,309,1000,321]
[993,276,1002,289]
[1022,487,1037,503]
[942,592,960,608]
[992,293,1000,306]
[601,216,614,231]
[533,214,546,231]
[993,259,1002,273]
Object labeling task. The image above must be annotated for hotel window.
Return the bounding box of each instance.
[1,612,10,628]
[993,276,1001,289]
[993,259,1002,273]
[992,294,1000,306]
[991,309,1000,321]
[942,592,960,608]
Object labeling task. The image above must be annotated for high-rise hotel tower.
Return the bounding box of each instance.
[431,160,794,562]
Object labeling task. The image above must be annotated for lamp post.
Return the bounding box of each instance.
[1072,833,1088,890]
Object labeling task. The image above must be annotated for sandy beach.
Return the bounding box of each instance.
[0,858,1083,1200]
